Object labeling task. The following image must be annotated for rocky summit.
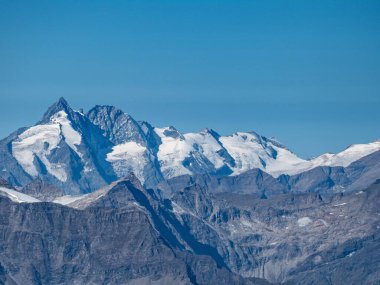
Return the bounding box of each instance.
[0,98,379,284]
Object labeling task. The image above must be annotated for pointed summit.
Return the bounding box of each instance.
[40,97,75,123]
[201,128,221,140]
[51,97,70,111]
[57,96,69,106]
[161,126,184,140]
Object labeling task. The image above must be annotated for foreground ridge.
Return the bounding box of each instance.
[0,176,379,284]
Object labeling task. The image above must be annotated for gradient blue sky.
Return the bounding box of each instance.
[1,0,379,158]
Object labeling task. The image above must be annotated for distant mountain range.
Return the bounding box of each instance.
[0,98,379,285]
[1,97,379,195]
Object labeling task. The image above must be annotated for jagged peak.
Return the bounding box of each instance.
[89,104,120,114]
[120,172,144,189]
[159,126,184,140]
[39,97,76,124]
[228,131,288,150]
[138,121,154,136]
[86,104,146,145]
[200,128,221,139]
[57,96,69,106]
[86,104,134,120]
[139,120,154,129]
[50,97,70,111]
[86,105,142,130]
[266,137,288,150]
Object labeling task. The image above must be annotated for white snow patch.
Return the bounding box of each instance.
[83,166,93,173]
[240,220,253,227]
[0,187,40,203]
[219,132,275,175]
[185,131,226,169]
[53,195,87,205]
[51,111,82,157]
[12,123,67,181]
[219,132,309,177]
[334,202,347,207]
[107,142,148,183]
[297,217,312,227]
[171,201,186,215]
[347,251,355,257]
[155,127,193,178]
[155,127,236,179]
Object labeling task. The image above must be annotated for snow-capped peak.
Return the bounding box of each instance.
[12,109,83,182]
[40,97,74,123]
[310,140,380,168]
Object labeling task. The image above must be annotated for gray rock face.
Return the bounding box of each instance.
[0,176,379,284]
[21,178,65,202]
[84,104,165,189]
[0,177,268,285]
[0,177,15,189]
[283,234,380,285]
[86,105,147,146]
[170,181,380,284]
[161,168,287,198]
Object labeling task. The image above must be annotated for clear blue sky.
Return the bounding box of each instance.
[1,0,379,158]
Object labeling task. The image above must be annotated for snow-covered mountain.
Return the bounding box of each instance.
[0,97,379,194]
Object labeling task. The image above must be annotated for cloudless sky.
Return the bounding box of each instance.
[0,0,379,158]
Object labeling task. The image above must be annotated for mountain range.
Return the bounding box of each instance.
[1,97,380,195]
[0,98,379,284]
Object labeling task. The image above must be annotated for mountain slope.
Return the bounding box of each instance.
[170,179,380,283]
[0,177,268,285]
[1,98,116,194]
[0,176,378,284]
